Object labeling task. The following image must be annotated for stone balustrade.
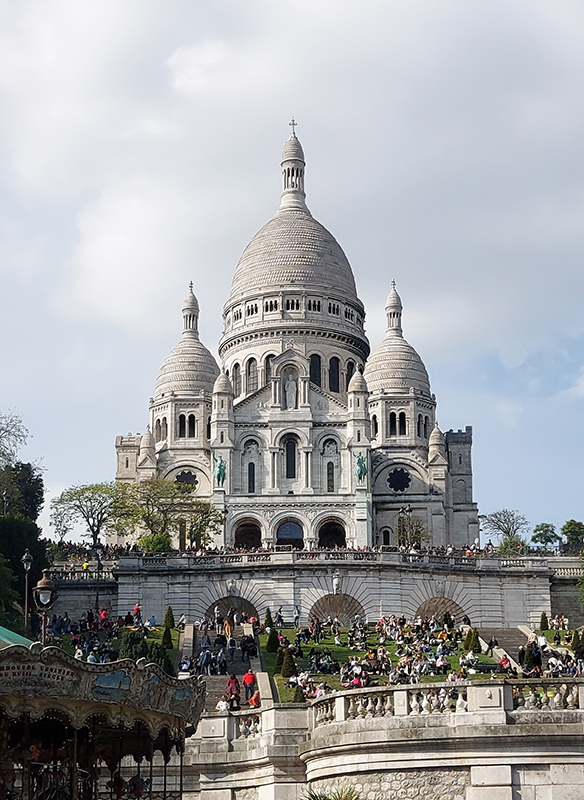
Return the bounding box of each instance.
[51,564,116,581]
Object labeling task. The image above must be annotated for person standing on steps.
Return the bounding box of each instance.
[242,668,257,702]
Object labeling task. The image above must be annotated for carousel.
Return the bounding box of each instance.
[0,641,205,799]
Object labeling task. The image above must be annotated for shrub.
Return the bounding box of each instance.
[523,645,535,669]
[463,628,472,651]
[470,629,482,654]
[274,647,285,674]
[264,608,274,628]
[164,606,175,629]
[293,684,306,703]
[540,612,549,631]
[571,629,580,652]
[266,627,279,653]
[281,649,297,678]
[161,625,173,650]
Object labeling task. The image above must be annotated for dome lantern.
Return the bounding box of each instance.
[279,118,307,212]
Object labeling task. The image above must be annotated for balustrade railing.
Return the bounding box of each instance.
[52,566,115,581]
[233,709,262,739]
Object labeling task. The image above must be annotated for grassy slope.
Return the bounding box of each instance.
[260,627,497,702]
[54,626,180,666]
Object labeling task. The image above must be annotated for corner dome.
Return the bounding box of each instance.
[154,287,220,399]
[213,371,233,394]
[348,369,368,393]
[364,282,431,397]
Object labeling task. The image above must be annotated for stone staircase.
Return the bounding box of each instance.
[478,626,529,668]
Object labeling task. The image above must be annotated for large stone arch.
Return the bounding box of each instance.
[205,595,259,621]
[309,593,366,626]
[416,597,467,624]
[233,518,262,550]
[317,518,346,549]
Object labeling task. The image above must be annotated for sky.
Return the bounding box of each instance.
[1,0,584,541]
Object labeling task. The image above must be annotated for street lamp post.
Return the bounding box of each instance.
[93,542,104,617]
[32,569,58,645]
[21,549,33,638]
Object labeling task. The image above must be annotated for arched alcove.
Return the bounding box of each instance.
[416,597,467,624]
[205,596,258,621]
[277,520,304,549]
[234,520,262,550]
[309,593,366,626]
[318,520,346,549]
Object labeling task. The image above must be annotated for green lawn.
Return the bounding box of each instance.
[260,627,497,702]
[54,626,181,666]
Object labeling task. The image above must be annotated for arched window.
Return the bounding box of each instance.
[161,417,168,440]
[417,414,423,437]
[248,462,256,494]
[265,354,274,385]
[372,414,379,438]
[327,461,335,493]
[155,419,161,442]
[206,416,211,440]
[398,412,407,436]
[329,357,340,393]
[277,520,303,548]
[188,414,196,437]
[232,364,241,396]
[285,438,297,479]
[381,528,391,546]
[424,416,429,439]
[178,415,186,438]
[125,457,129,468]
[220,431,224,443]
[247,358,258,393]
[309,354,322,386]
[346,360,355,390]
[389,412,397,436]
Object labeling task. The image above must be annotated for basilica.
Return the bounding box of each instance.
[114,130,479,551]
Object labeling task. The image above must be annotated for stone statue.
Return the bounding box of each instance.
[333,570,342,595]
[355,452,367,484]
[214,455,226,488]
[284,376,297,410]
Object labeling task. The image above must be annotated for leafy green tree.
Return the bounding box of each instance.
[540,612,549,631]
[0,462,44,521]
[481,509,529,541]
[0,516,46,600]
[137,531,172,554]
[281,649,297,678]
[293,684,305,703]
[570,629,580,652]
[161,626,173,650]
[274,647,285,674]
[186,503,225,549]
[266,628,279,653]
[0,553,18,630]
[562,520,584,547]
[531,523,562,548]
[50,482,119,547]
[164,606,175,628]
[396,513,430,548]
[0,411,29,467]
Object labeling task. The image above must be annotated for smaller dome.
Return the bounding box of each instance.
[213,371,233,394]
[139,427,155,456]
[183,284,199,313]
[428,422,443,448]
[281,134,305,163]
[348,369,368,393]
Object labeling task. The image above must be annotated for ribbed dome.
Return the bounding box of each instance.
[213,371,233,394]
[229,209,358,301]
[364,282,431,396]
[154,287,219,399]
[348,369,368,393]
[281,133,304,162]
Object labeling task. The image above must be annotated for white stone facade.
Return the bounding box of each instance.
[114,131,479,551]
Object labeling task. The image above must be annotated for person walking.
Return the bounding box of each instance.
[486,635,498,657]
[242,668,257,702]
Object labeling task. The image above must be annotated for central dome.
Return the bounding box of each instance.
[229,209,358,301]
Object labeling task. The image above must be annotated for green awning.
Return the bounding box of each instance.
[0,625,33,649]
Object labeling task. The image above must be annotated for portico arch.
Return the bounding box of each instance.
[318,519,346,549]
[276,519,304,549]
[309,593,366,626]
[234,519,262,550]
[205,596,259,622]
[416,597,467,624]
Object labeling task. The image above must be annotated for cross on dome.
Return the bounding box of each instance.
[289,116,298,136]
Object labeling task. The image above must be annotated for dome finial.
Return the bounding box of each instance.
[280,123,307,212]
[289,116,298,137]
[182,284,200,335]
[189,280,194,293]
[385,279,403,336]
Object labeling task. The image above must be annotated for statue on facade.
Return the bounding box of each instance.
[284,376,297,410]
[355,452,367,484]
[332,570,342,595]
[214,455,227,488]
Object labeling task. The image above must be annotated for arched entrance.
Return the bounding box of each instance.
[309,593,366,626]
[416,597,467,624]
[318,519,346,549]
[234,520,262,550]
[205,596,259,621]
[276,520,304,549]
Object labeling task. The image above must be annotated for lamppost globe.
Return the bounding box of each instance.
[21,549,33,572]
[32,570,58,644]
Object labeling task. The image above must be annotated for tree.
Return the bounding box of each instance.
[161,626,173,650]
[293,684,305,703]
[50,482,119,547]
[110,478,223,552]
[186,503,225,549]
[264,608,274,628]
[0,462,44,521]
[274,647,285,674]
[480,509,530,541]
[266,628,279,653]
[540,612,549,631]
[164,606,175,628]
[0,553,18,630]
[0,516,47,600]
[531,523,562,549]
[396,513,430,548]
[281,649,297,678]
[562,520,584,547]
[0,411,29,467]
